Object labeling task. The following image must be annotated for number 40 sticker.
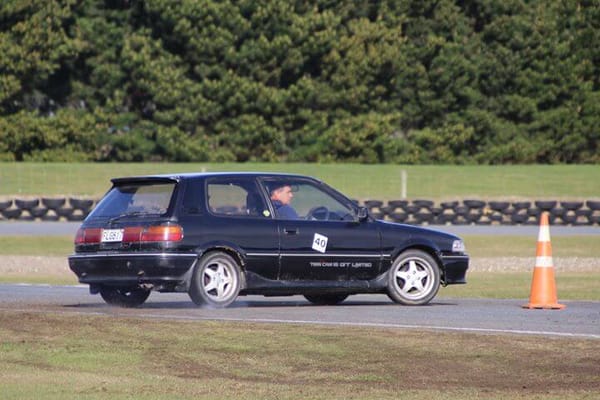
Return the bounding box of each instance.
[312,233,328,253]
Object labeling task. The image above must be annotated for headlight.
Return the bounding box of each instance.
[452,240,466,253]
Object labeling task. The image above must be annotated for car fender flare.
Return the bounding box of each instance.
[193,241,248,289]
[390,238,444,275]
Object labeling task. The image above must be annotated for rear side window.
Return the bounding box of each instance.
[207,178,267,217]
[90,183,176,218]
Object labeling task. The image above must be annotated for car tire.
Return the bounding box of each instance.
[304,294,349,305]
[189,252,241,308]
[387,250,440,305]
[99,287,150,308]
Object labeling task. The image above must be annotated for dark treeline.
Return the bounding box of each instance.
[1,0,598,163]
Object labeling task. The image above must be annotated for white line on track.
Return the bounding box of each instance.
[139,314,600,340]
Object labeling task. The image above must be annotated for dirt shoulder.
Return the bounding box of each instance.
[1,256,72,275]
[470,256,600,272]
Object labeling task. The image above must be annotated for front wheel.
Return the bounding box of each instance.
[189,252,241,308]
[99,287,150,308]
[387,250,440,305]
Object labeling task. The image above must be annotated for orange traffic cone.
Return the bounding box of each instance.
[522,212,565,309]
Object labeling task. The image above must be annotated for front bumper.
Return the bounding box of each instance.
[68,252,197,290]
[440,254,469,284]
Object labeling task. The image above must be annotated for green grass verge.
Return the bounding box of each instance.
[1,313,598,400]
[463,235,600,257]
[442,272,600,301]
[0,236,74,256]
[1,162,599,201]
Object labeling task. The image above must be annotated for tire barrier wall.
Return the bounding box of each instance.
[363,199,600,226]
[0,198,95,222]
[0,197,599,225]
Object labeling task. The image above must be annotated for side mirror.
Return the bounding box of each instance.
[356,206,369,222]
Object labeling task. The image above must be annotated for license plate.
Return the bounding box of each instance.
[101,229,124,242]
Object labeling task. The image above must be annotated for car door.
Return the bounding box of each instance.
[181,177,280,280]
[262,179,381,281]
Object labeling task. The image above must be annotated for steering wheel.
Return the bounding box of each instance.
[306,206,330,221]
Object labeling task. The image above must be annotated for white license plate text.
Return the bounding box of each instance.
[102,229,124,242]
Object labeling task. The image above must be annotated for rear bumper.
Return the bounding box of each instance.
[68,252,197,290]
[440,254,469,284]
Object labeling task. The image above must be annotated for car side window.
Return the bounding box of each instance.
[294,183,354,221]
[207,179,268,217]
[263,179,354,221]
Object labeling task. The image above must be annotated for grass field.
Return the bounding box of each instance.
[1,162,599,201]
[0,312,598,400]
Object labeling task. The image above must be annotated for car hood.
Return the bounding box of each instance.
[375,219,462,254]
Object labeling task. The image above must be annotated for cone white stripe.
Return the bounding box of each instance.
[535,256,554,268]
[537,225,551,242]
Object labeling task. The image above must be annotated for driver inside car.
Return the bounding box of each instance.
[269,184,299,219]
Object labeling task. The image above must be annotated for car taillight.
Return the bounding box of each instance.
[123,226,143,242]
[74,225,183,245]
[140,225,184,242]
[74,228,102,244]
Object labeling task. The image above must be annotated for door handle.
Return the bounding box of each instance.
[283,227,299,235]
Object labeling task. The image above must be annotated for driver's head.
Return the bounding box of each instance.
[270,184,294,205]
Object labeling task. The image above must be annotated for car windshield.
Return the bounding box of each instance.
[88,182,176,219]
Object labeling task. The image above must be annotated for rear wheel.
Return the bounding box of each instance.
[387,250,440,305]
[304,294,349,305]
[99,287,150,308]
[189,252,241,308]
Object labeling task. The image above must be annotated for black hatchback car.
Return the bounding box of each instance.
[69,172,468,308]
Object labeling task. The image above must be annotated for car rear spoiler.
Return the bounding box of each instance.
[110,176,180,186]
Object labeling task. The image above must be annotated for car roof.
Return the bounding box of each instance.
[110,171,319,185]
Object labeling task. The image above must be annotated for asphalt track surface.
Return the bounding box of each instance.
[1,221,599,236]
[1,284,598,340]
